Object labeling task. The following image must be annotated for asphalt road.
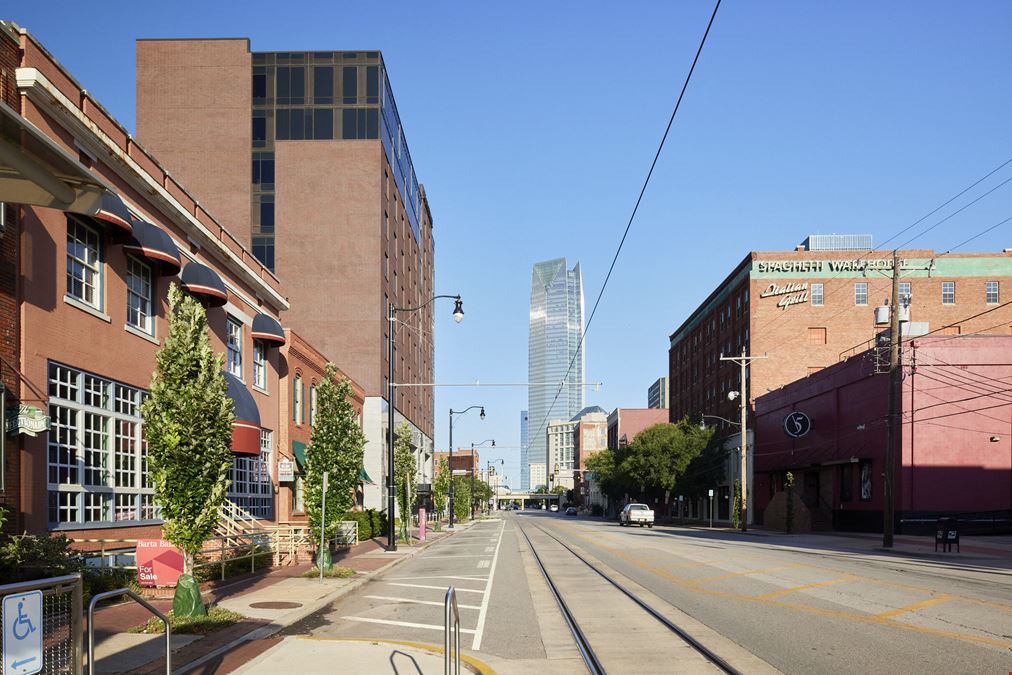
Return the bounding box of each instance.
[529,512,1012,675]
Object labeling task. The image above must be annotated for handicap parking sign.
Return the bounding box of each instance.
[3,590,43,675]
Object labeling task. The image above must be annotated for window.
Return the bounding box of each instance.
[293,373,303,424]
[807,327,827,345]
[253,340,267,390]
[47,363,155,525]
[252,236,275,271]
[854,282,868,306]
[859,460,873,501]
[313,66,334,104]
[342,66,357,104]
[811,283,824,306]
[941,281,955,305]
[252,112,266,148]
[986,280,999,304]
[67,216,102,308]
[252,66,267,101]
[126,257,153,335]
[276,66,305,105]
[227,429,273,519]
[252,152,275,186]
[898,282,911,306]
[310,384,317,426]
[292,473,305,513]
[259,196,275,234]
[227,316,243,378]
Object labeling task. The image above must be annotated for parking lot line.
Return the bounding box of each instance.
[755,576,856,599]
[875,595,952,619]
[471,520,506,651]
[364,595,481,610]
[385,575,488,581]
[382,582,484,594]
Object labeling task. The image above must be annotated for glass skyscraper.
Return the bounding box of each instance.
[519,410,529,491]
[527,258,585,484]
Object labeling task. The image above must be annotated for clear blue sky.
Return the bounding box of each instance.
[13,2,1012,483]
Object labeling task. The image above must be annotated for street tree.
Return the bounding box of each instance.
[142,284,233,615]
[305,365,366,569]
[451,475,471,522]
[432,457,449,525]
[624,419,711,502]
[394,422,415,540]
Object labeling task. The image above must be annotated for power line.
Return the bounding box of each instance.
[530,0,722,443]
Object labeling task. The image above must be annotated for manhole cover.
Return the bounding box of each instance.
[249,601,303,609]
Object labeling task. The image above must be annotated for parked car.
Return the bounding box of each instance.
[565,506,577,516]
[549,504,559,512]
[619,503,654,527]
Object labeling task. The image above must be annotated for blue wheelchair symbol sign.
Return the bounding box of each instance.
[3,590,43,675]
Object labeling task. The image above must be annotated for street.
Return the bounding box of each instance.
[245,513,1012,674]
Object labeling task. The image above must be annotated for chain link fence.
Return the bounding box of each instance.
[0,574,83,675]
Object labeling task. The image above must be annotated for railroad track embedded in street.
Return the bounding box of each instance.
[516,518,742,675]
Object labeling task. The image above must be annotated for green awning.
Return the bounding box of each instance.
[292,441,307,469]
[358,466,375,485]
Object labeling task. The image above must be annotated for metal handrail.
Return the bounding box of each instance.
[88,588,171,674]
[444,586,461,674]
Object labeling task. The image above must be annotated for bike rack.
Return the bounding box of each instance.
[88,588,171,675]
[443,586,461,675]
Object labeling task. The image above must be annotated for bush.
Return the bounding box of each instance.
[0,533,83,583]
[301,566,356,579]
[193,544,272,583]
[337,511,372,541]
[130,605,244,635]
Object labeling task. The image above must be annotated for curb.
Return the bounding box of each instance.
[172,522,475,674]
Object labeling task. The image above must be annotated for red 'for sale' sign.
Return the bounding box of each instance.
[136,539,184,587]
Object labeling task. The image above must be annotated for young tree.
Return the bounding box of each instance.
[451,476,471,522]
[432,457,449,525]
[305,366,366,568]
[393,422,415,541]
[142,284,234,613]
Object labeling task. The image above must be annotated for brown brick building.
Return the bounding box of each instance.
[134,38,435,512]
[0,22,289,538]
[667,237,1012,524]
[135,40,436,512]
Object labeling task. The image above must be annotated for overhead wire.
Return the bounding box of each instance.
[529,0,723,445]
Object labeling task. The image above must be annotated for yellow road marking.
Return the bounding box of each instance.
[876,595,953,619]
[755,576,856,599]
[558,524,1012,650]
[692,564,803,585]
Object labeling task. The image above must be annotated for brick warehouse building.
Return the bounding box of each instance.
[668,236,1012,524]
[135,40,437,512]
[754,336,1012,533]
[0,23,294,539]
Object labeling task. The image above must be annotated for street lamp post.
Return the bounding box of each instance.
[448,405,485,529]
[387,295,464,552]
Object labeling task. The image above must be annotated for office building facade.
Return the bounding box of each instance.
[527,258,584,484]
[648,377,669,409]
[136,40,436,510]
[519,410,530,491]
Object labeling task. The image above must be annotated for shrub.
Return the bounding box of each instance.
[130,605,244,635]
[301,566,356,579]
[0,534,83,583]
[337,511,372,541]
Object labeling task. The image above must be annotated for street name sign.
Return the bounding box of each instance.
[3,590,43,674]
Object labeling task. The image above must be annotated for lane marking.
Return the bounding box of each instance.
[425,554,492,558]
[876,595,953,619]
[385,575,488,581]
[477,560,490,569]
[382,582,484,594]
[692,564,803,585]
[471,519,506,651]
[364,595,481,610]
[755,576,856,599]
[342,616,476,634]
[485,546,494,552]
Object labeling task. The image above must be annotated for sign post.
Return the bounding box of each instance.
[319,471,328,583]
[419,507,426,542]
[708,489,714,528]
[3,590,43,675]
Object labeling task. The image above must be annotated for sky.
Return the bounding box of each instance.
[11,1,1012,485]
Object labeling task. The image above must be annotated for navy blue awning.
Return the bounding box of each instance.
[71,190,133,234]
[251,312,285,346]
[122,218,181,276]
[180,262,227,307]
[224,371,260,455]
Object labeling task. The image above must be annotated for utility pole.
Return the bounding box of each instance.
[720,348,767,532]
[883,249,901,548]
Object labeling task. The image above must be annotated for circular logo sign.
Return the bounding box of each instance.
[783,411,811,438]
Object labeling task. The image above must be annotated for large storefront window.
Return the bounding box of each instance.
[47,362,157,526]
[228,429,273,519]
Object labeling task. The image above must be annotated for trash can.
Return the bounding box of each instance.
[935,517,959,553]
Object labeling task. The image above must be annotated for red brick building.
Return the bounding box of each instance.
[135,40,437,512]
[0,22,288,539]
[433,450,481,478]
[607,408,668,450]
[277,330,365,524]
[754,336,1012,533]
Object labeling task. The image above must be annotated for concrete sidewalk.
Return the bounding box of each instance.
[86,525,471,674]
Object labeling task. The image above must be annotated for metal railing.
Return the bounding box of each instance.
[88,589,170,675]
[444,586,461,675]
[193,534,273,581]
[0,574,83,675]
